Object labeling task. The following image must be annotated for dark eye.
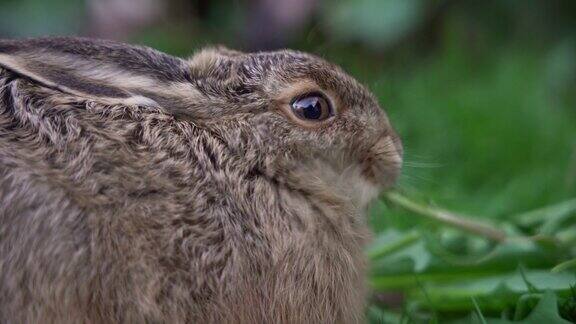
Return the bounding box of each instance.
[290,93,333,121]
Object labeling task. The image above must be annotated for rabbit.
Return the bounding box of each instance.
[0,37,402,324]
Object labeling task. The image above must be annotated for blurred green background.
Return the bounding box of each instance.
[1,0,575,322]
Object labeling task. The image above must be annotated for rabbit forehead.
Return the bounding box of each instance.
[226,50,391,145]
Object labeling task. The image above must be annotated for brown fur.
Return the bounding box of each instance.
[0,37,402,323]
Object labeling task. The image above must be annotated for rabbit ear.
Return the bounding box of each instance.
[0,37,192,106]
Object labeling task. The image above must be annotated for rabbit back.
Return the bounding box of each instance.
[0,67,238,323]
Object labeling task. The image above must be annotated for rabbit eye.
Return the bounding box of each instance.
[290,93,333,121]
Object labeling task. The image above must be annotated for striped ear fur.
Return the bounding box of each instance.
[0,37,192,107]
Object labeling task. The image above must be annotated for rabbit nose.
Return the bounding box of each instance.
[361,134,403,188]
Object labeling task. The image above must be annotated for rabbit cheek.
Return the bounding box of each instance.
[360,135,403,189]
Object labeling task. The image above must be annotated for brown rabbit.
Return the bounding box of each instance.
[0,37,402,323]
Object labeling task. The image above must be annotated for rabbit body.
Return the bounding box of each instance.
[0,38,401,323]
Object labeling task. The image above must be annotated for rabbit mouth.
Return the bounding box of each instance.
[360,135,403,189]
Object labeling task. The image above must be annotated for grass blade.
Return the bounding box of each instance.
[471,297,488,324]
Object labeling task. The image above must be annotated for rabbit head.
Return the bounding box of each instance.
[0,38,402,210]
[186,48,403,209]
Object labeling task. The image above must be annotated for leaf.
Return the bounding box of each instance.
[367,305,401,324]
[486,291,571,324]
[513,198,576,234]
[380,240,432,273]
[405,269,576,312]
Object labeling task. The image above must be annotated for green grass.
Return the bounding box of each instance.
[359,34,576,322]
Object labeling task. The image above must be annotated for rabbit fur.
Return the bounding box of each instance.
[0,37,402,324]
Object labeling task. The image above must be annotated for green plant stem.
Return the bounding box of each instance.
[367,230,421,260]
[551,258,576,273]
[383,192,507,242]
[370,270,503,290]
